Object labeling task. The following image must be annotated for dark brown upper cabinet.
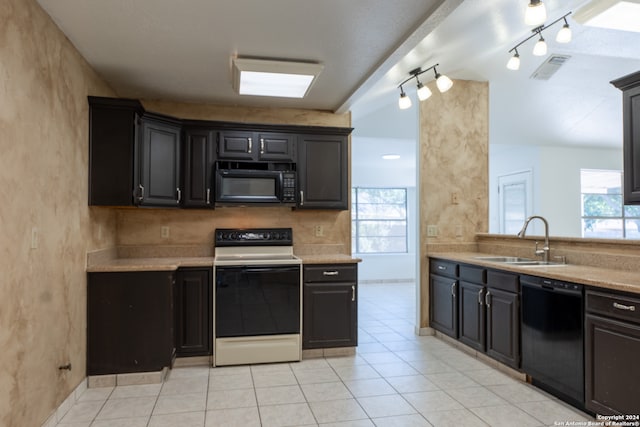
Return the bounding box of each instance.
[182,127,216,208]
[612,70,640,204]
[137,115,182,207]
[88,96,143,206]
[88,97,181,207]
[218,130,295,162]
[297,134,348,210]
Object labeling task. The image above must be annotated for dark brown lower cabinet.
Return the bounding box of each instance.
[87,271,175,375]
[303,264,357,349]
[586,289,640,414]
[175,268,212,357]
[485,287,520,368]
[458,281,485,351]
[430,274,458,338]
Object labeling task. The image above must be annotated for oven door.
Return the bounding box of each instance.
[215,265,300,338]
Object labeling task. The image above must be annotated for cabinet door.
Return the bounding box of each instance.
[87,271,175,375]
[183,128,215,208]
[303,282,357,349]
[586,313,640,415]
[458,281,485,351]
[297,134,348,209]
[485,287,519,368]
[138,118,182,206]
[623,84,640,204]
[430,274,458,338]
[88,96,142,206]
[256,132,295,161]
[175,268,211,357]
[218,130,255,160]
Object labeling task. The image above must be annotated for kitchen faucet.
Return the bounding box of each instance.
[517,215,550,262]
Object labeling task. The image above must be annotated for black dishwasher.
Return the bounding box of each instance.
[521,275,584,410]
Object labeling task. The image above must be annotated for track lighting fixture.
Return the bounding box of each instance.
[507,12,572,70]
[525,0,547,26]
[396,64,453,110]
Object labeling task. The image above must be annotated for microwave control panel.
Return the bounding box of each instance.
[282,172,297,203]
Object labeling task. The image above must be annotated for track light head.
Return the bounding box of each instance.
[398,86,412,110]
[433,67,454,93]
[533,33,547,56]
[525,0,547,26]
[416,81,432,101]
[507,51,521,70]
[556,19,572,43]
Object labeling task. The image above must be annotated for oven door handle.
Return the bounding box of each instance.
[240,266,300,273]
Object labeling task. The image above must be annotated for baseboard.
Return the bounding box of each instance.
[415,326,435,336]
[40,379,87,427]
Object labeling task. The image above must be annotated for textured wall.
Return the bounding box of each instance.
[0,0,118,426]
[419,80,489,326]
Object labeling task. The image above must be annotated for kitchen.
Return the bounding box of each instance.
[2,0,640,426]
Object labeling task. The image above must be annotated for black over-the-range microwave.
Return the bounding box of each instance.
[215,165,297,205]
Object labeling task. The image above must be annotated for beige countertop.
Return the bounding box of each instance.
[86,254,360,272]
[86,257,215,273]
[429,252,640,295]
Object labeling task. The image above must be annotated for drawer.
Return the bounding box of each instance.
[304,264,357,283]
[429,259,458,278]
[586,290,640,324]
[459,264,486,284]
[487,270,519,293]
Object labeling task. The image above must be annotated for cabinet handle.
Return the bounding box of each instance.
[323,271,339,276]
[137,184,144,202]
[352,285,356,302]
[300,190,304,206]
[451,282,456,298]
[248,137,252,153]
[485,290,491,307]
[613,302,636,312]
[260,138,265,155]
[437,265,446,271]
[206,188,211,205]
[176,188,181,204]
[478,289,484,305]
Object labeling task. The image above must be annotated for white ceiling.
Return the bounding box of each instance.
[37,0,640,151]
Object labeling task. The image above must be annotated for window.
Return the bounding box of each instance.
[351,188,407,253]
[580,169,640,238]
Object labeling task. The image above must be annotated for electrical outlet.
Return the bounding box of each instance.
[314,225,324,237]
[30,227,38,249]
[161,226,170,239]
[427,225,438,237]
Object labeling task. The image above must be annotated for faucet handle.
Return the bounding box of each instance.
[534,241,545,257]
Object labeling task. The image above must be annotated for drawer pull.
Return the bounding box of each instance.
[613,302,636,312]
[438,265,447,271]
[323,271,339,276]
[352,285,356,302]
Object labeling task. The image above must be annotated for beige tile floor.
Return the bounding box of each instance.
[55,282,592,427]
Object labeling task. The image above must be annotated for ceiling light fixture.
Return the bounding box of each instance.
[396,64,453,110]
[506,12,572,70]
[232,58,324,98]
[525,0,547,26]
[573,0,640,33]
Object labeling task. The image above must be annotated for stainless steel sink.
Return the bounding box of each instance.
[474,256,533,263]
[474,256,567,267]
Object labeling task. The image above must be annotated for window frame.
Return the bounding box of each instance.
[351,187,408,254]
